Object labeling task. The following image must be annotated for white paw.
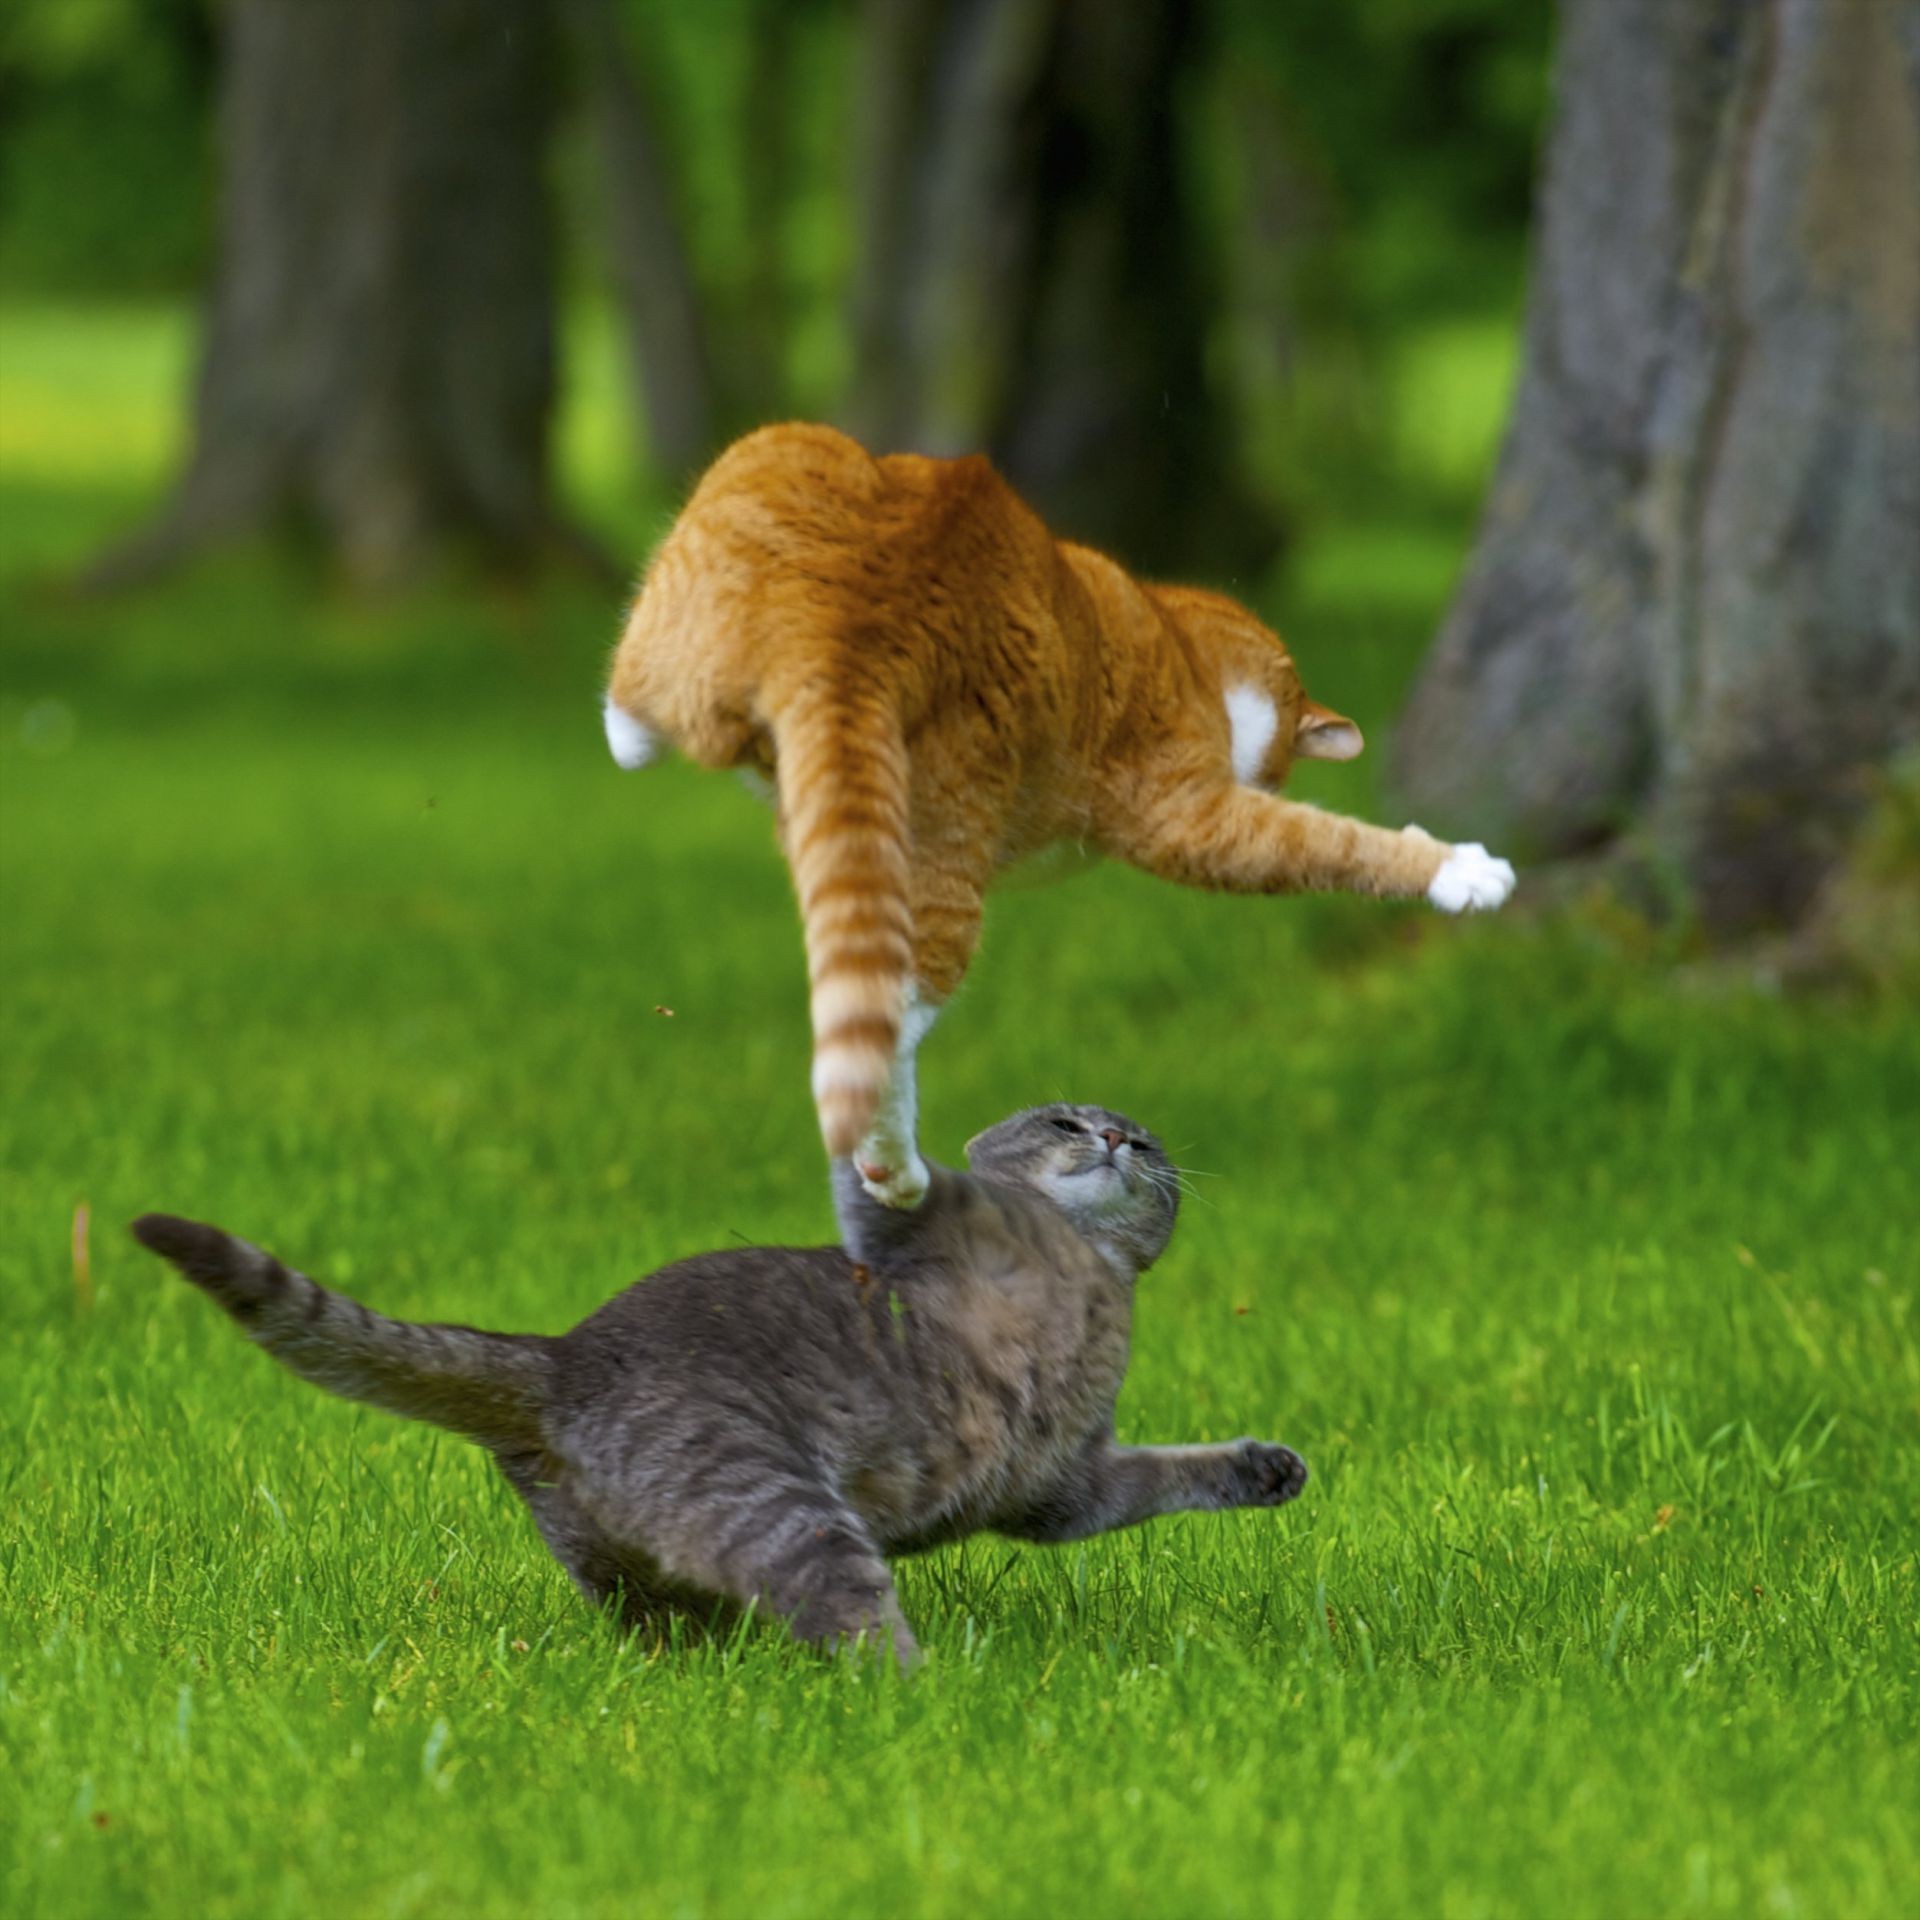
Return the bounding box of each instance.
[603,697,659,770]
[857,1153,930,1210]
[1426,841,1516,913]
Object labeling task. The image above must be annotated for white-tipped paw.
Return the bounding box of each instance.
[603,696,659,770]
[857,1154,930,1210]
[1426,840,1516,913]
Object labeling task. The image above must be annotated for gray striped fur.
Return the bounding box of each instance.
[132,1104,1308,1667]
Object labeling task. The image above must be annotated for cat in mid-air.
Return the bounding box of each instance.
[604,424,1514,1207]
[132,1102,1307,1669]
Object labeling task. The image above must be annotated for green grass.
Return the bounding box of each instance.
[3,303,1917,1920]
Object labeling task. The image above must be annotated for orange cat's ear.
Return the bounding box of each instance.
[1296,700,1365,761]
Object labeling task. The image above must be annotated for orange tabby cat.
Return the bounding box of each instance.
[605,424,1513,1206]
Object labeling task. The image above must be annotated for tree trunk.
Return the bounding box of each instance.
[845,0,1269,574]
[1395,0,1920,933]
[99,0,575,589]
[572,0,721,479]
[736,0,804,425]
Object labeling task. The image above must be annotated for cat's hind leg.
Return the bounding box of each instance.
[744,1506,920,1668]
[521,1392,926,1666]
[852,831,993,1208]
[495,1449,671,1630]
[851,984,942,1208]
[499,1449,756,1647]
[574,1459,920,1668]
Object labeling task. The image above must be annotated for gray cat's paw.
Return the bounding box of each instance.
[1235,1440,1309,1507]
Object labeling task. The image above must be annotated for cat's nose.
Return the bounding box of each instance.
[1101,1129,1126,1153]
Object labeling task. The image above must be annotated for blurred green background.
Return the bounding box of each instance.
[0,0,1547,565]
[3,5,1917,1918]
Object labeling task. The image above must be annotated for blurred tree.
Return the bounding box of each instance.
[735,0,807,422]
[0,0,215,293]
[1396,0,1920,932]
[1211,0,1551,326]
[577,0,822,473]
[574,0,721,477]
[845,0,1268,572]
[98,0,580,587]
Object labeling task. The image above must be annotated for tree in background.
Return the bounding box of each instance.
[0,0,216,294]
[845,0,1268,572]
[25,0,1559,586]
[577,0,817,476]
[99,0,579,587]
[1396,0,1920,932]
[575,0,722,480]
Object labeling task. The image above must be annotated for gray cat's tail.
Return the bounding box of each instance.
[130,1214,552,1451]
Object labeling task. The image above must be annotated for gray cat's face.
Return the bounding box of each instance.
[964,1103,1179,1269]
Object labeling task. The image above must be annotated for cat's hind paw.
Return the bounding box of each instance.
[603,696,660,770]
[1426,841,1516,914]
[857,1154,930,1210]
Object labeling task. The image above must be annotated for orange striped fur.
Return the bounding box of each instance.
[606,424,1504,1177]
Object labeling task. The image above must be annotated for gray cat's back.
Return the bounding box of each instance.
[542,1175,1129,1554]
[544,1243,906,1465]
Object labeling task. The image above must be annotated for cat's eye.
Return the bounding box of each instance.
[1050,1117,1084,1136]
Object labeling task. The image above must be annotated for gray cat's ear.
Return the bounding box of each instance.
[1295,700,1364,761]
[961,1129,988,1168]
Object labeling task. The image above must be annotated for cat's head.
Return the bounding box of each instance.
[964,1102,1179,1269]
[1153,584,1364,785]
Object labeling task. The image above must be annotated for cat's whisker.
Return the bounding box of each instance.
[1134,1161,1211,1212]
[1161,1148,1224,1179]
[1159,1182,1214,1213]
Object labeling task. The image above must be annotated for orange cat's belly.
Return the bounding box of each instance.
[999,837,1104,891]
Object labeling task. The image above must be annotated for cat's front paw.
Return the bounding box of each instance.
[1425,839,1516,913]
[857,1153,930,1210]
[1234,1439,1309,1507]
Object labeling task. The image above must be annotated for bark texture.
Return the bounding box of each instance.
[846,0,1267,573]
[103,0,568,587]
[1396,0,1920,931]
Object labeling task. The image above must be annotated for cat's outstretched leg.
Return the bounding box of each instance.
[850,984,942,1208]
[851,827,993,1208]
[1001,1433,1309,1543]
[1120,781,1515,912]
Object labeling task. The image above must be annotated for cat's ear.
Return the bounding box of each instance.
[1295,701,1365,761]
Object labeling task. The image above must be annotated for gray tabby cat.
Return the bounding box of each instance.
[131,1102,1308,1667]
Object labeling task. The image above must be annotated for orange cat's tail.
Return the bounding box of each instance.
[768,665,914,1158]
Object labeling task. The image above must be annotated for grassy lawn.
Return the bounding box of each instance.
[2,305,1916,1919]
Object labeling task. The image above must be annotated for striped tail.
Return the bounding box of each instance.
[768,665,914,1158]
[130,1214,552,1452]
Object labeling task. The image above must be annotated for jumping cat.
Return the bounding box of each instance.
[131,1103,1308,1669]
[604,424,1514,1207]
